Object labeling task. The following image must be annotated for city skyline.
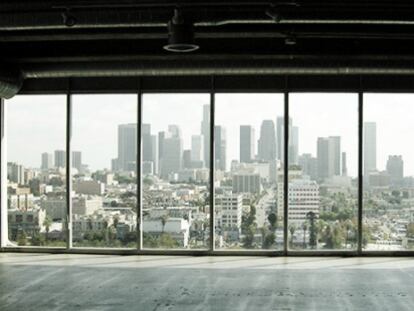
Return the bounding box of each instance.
[6,93,414,176]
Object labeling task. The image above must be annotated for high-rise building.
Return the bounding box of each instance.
[215,126,226,171]
[54,150,66,168]
[317,136,341,181]
[201,104,210,168]
[7,162,25,184]
[342,152,347,176]
[285,179,320,224]
[72,151,82,171]
[160,125,183,178]
[41,152,53,170]
[117,123,137,171]
[386,155,404,186]
[191,135,204,165]
[142,124,159,174]
[183,150,192,169]
[158,131,165,173]
[215,190,243,231]
[364,122,377,176]
[289,126,299,165]
[239,125,255,163]
[276,116,292,161]
[298,153,318,181]
[258,120,276,162]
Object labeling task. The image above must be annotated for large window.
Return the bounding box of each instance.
[6,95,67,247]
[2,91,414,254]
[289,94,358,250]
[71,95,137,248]
[214,94,284,250]
[142,94,210,249]
[363,94,414,251]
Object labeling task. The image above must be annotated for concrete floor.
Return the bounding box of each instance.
[0,254,414,311]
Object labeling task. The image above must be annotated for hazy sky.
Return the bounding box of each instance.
[6,93,414,176]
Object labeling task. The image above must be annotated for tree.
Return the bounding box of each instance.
[267,213,277,230]
[242,224,256,248]
[17,230,27,246]
[160,215,169,233]
[302,222,308,249]
[289,225,296,248]
[307,211,317,249]
[43,216,53,241]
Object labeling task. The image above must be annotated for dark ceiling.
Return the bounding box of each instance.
[2,0,414,95]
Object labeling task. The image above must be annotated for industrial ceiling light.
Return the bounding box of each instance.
[62,8,77,27]
[163,9,199,53]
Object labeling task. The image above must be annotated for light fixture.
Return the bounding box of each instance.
[265,7,282,23]
[62,8,77,27]
[285,35,297,45]
[163,9,199,53]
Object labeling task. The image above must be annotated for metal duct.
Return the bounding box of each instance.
[21,60,414,78]
[0,65,23,99]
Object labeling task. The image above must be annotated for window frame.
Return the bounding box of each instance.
[1,77,414,256]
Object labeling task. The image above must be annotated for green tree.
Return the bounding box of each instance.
[43,216,53,241]
[307,211,318,249]
[17,230,28,246]
[289,225,296,248]
[267,213,277,230]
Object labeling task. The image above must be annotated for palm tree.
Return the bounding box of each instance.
[43,216,52,241]
[289,225,296,248]
[302,222,308,249]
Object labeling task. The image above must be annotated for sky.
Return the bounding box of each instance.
[5,92,414,176]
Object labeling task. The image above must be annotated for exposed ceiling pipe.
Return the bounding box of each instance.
[21,60,414,79]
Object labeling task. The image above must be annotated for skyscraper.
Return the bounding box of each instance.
[257,120,276,162]
[364,122,377,176]
[41,152,53,170]
[72,151,82,171]
[240,125,255,163]
[386,155,404,186]
[142,124,159,174]
[183,149,192,169]
[201,104,210,168]
[342,152,348,176]
[191,134,204,165]
[276,116,292,161]
[289,126,299,165]
[317,136,341,181]
[54,150,66,168]
[160,125,183,178]
[117,123,137,171]
[215,126,227,171]
[298,153,318,181]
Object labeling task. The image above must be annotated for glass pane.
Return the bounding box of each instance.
[6,95,67,247]
[142,94,210,249]
[363,94,414,251]
[289,93,358,250]
[71,95,137,248]
[215,94,284,250]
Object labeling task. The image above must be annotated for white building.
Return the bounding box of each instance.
[215,191,243,231]
[143,217,190,247]
[278,179,320,224]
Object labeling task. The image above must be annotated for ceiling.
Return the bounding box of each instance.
[2,1,414,96]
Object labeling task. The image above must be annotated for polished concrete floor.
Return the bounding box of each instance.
[0,253,414,310]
